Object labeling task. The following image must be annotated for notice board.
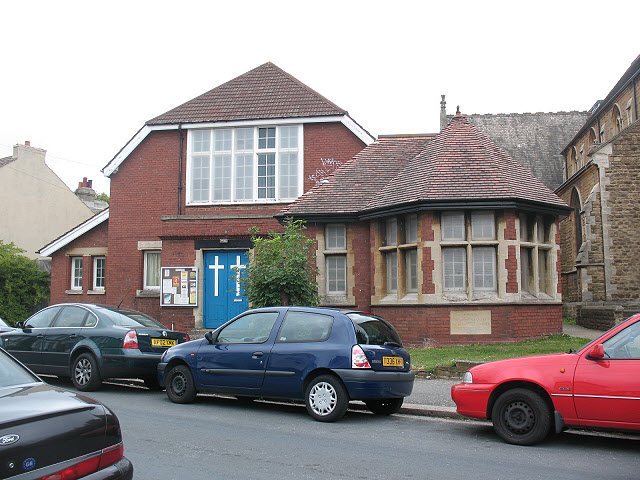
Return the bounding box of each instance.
[161,267,198,306]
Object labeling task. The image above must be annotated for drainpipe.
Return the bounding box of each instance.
[634,79,638,121]
[178,124,184,215]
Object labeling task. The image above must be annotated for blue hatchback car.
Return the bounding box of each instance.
[158,307,415,421]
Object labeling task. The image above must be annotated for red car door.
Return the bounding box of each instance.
[573,318,640,428]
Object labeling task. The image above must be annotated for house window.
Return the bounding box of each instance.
[143,251,161,290]
[188,125,302,204]
[380,215,419,297]
[325,224,347,295]
[71,257,83,290]
[440,211,497,296]
[626,99,633,126]
[93,257,105,290]
[519,214,554,297]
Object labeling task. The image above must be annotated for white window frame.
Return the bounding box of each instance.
[93,256,106,290]
[187,125,303,205]
[325,224,347,295]
[143,250,161,290]
[71,257,83,290]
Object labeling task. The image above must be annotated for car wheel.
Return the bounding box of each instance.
[304,375,349,422]
[143,376,163,391]
[71,353,102,392]
[366,397,404,415]
[491,388,552,445]
[165,365,197,404]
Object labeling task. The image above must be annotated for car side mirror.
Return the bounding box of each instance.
[204,331,214,344]
[588,344,605,359]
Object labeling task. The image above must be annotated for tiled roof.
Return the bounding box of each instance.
[147,62,347,125]
[448,111,590,189]
[280,135,433,217]
[281,115,568,219]
[0,156,16,168]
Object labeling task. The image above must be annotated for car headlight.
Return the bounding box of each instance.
[462,371,473,384]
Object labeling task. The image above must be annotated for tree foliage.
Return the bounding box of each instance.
[95,192,110,203]
[0,241,50,325]
[238,219,320,308]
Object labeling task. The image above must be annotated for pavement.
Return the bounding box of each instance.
[396,323,605,419]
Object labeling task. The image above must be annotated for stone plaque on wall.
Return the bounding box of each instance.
[450,310,492,335]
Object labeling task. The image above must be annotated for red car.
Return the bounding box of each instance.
[451,314,640,445]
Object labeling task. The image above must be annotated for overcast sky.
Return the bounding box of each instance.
[2,0,638,195]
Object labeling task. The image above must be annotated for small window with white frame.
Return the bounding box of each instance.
[143,251,161,290]
[325,224,347,295]
[71,257,83,290]
[93,256,106,290]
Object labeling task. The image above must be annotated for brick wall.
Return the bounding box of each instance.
[371,303,563,347]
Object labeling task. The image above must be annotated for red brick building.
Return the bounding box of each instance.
[42,64,571,345]
[281,112,571,346]
[41,63,372,333]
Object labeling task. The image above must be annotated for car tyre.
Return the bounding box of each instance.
[491,388,552,445]
[71,353,102,392]
[365,397,404,415]
[165,365,197,404]
[304,375,349,422]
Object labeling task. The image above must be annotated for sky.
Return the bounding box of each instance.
[2,0,639,196]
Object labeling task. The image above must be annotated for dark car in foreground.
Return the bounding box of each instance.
[452,314,640,445]
[0,303,189,391]
[158,307,415,421]
[0,347,133,479]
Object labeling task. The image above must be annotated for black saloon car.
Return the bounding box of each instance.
[0,303,189,391]
[0,347,133,479]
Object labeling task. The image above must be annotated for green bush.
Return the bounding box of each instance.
[0,241,50,325]
[238,218,320,308]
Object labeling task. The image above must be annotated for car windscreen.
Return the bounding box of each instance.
[101,309,166,328]
[0,350,39,387]
[347,313,403,346]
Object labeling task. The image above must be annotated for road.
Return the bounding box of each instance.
[49,379,639,480]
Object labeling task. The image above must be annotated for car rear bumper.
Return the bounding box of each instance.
[101,352,163,378]
[333,369,415,399]
[83,457,133,480]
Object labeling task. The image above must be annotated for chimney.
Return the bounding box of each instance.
[25,140,30,147]
[440,95,447,131]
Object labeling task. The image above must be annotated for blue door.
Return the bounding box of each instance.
[203,250,249,329]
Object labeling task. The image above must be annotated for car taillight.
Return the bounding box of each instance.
[185,333,190,342]
[123,330,139,349]
[38,443,123,480]
[351,345,371,369]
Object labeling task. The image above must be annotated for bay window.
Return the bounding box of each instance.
[325,224,347,295]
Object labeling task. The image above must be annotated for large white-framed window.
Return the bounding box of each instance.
[93,257,106,290]
[325,224,347,295]
[441,211,498,296]
[71,257,83,290]
[188,125,302,204]
[143,251,161,290]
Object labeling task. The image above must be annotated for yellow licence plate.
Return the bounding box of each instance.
[152,338,176,347]
[383,356,404,367]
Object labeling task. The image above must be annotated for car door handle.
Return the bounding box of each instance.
[252,352,264,358]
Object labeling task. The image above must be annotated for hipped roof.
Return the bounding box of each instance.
[280,113,570,221]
